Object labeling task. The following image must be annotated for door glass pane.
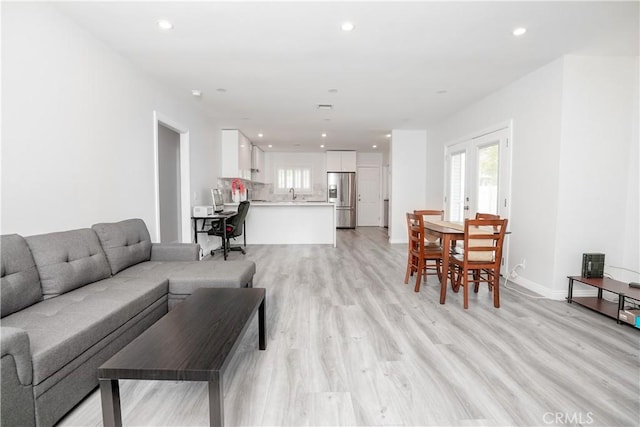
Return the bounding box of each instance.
[449,152,465,222]
[477,143,499,214]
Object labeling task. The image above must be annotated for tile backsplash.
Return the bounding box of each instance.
[217,178,327,202]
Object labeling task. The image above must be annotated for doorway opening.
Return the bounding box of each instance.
[153,111,191,243]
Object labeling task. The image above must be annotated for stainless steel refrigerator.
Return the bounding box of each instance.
[327,172,356,228]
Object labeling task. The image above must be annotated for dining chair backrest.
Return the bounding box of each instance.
[464,218,508,263]
[475,212,500,220]
[414,209,444,244]
[414,209,444,221]
[406,212,424,254]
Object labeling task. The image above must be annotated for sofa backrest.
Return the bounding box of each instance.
[26,229,112,298]
[1,234,43,317]
[92,218,152,275]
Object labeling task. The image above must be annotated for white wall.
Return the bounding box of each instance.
[427,55,639,297]
[1,3,219,240]
[389,130,427,243]
[553,56,639,291]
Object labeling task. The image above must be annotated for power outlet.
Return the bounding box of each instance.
[510,259,526,279]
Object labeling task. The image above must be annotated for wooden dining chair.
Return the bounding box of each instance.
[449,218,508,309]
[473,212,501,285]
[414,209,444,247]
[453,213,501,255]
[404,212,443,292]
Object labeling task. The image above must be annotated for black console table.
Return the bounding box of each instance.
[567,276,640,325]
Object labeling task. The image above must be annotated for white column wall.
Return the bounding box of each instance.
[1,3,219,238]
[553,56,639,291]
[389,130,427,243]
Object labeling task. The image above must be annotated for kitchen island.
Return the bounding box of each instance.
[242,202,336,246]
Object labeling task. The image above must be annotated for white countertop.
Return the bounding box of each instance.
[227,201,334,207]
[251,201,333,206]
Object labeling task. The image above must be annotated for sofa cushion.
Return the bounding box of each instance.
[118,260,256,294]
[1,234,43,317]
[25,229,112,298]
[0,276,168,385]
[168,260,256,295]
[92,219,152,275]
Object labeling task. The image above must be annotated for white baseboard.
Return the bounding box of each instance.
[505,275,601,301]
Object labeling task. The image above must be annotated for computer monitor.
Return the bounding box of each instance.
[211,188,224,213]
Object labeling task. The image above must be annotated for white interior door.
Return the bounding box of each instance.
[357,166,381,226]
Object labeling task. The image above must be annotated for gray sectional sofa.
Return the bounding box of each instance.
[0,218,256,426]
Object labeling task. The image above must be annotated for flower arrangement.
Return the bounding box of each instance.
[231,178,245,202]
[231,178,245,194]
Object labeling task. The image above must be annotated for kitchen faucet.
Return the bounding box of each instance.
[289,187,297,200]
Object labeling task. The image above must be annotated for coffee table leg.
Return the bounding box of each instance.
[259,297,266,350]
[209,373,224,427]
[100,379,122,427]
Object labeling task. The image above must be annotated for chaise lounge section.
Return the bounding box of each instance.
[0,218,256,426]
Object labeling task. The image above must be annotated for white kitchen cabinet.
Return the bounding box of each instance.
[221,129,252,179]
[326,150,357,172]
[251,145,265,182]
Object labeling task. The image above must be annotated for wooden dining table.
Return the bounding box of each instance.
[423,220,465,304]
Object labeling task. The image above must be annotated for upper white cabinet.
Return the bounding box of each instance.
[326,150,357,172]
[221,129,252,179]
[251,145,265,182]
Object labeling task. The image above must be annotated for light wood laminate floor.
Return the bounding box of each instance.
[59,228,639,426]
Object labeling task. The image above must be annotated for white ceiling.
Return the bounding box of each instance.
[54,1,639,153]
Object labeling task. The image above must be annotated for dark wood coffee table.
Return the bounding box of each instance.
[98,287,266,427]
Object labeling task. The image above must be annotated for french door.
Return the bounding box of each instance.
[445,127,511,222]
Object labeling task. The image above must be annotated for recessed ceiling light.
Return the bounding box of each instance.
[513,27,527,36]
[385,134,391,138]
[372,145,377,149]
[267,144,273,148]
[341,21,355,32]
[317,104,333,110]
[191,89,202,97]
[321,133,327,138]
[320,144,325,148]
[157,19,173,30]
[258,133,263,138]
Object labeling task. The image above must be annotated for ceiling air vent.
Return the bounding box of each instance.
[317,104,333,110]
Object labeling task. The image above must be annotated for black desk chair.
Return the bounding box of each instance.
[208,201,250,256]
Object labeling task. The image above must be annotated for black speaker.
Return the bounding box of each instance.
[582,253,605,278]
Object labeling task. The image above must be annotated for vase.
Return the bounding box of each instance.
[232,190,240,203]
